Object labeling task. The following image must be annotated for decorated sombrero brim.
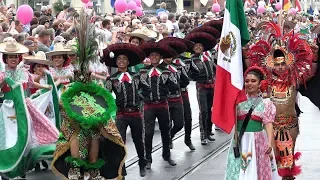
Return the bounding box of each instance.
[46,43,73,58]
[102,43,146,67]
[203,19,223,31]
[159,37,188,54]
[0,38,29,55]
[24,51,54,66]
[61,82,117,129]
[140,42,178,58]
[184,32,217,53]
[190,26,221,39]
[126,27,158,41]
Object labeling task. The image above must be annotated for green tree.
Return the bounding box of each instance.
[53,0,64,15]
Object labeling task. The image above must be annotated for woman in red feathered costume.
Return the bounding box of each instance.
[246,21,316,180]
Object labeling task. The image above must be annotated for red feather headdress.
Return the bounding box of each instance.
[247,21,313,88]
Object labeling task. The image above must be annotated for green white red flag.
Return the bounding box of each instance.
[211,0,250,134]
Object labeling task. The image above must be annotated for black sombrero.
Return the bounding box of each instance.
[102,43,146,67]
[184,32,217,53]
[139,42,178,58]
[190,26,221,39]
[203,19,223,31]
[159,37,188,55]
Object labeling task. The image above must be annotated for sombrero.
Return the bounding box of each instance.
[159,37,188,55]
[46,42,73,58]
[190,26,221,39]
[64,39,77,55]
[102,43,146,67]
[126,27,158,41]
[184,32,217,53]
[24,51,54,66]
[203,19,223,31]
[0,37,29,55]
[140,42,178,58]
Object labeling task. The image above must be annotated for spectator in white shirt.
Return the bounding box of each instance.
[95,19,112,44]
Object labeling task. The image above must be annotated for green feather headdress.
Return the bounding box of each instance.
[73,8,98,83]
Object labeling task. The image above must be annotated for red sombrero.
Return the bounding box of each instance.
[203,19,223,31]
[140,42,178,58]
[102,43,146,67]
[184,32,216,53]
[159,37,187,55]
[190,26,221,39]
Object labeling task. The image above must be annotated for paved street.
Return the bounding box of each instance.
[5,87,320,180]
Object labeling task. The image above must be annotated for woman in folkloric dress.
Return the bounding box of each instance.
[225,66,280,180]
[46,42,74,97]
[24,51,62,172]
[0,38,59,179]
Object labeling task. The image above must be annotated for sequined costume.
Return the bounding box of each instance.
[247,21,313,179]
[51,9,126,180]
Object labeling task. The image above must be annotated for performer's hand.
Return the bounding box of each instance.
[265,142,272,154]
[46,85,52,90]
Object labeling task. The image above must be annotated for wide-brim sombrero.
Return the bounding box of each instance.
[0,42,29,55]
[102,43,146,67]
[46,43,73,58]
[203,19,223,31]
[126,27,158,41]
[190,26,221,39]
[139,42,178,59]
[159,37,188,55]
[24,56,54,66]
[184,32,217,53]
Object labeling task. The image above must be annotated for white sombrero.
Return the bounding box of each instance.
[126,27,158,41]
[46,42,73,58]
[24,51,54,66]
[64,38,77,55]
[0,37,29,54]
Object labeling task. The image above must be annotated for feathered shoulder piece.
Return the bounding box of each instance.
[247,21,313,86]
[73,8,98,83]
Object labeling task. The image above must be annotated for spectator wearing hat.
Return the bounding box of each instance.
[139,42,179,169]
[49,35,65,51]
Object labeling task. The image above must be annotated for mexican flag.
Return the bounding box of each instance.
[211,0,250,134]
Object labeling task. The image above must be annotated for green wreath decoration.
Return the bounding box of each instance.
[60,82,117,129]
